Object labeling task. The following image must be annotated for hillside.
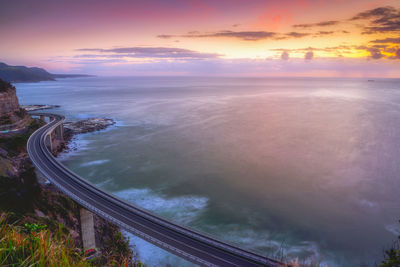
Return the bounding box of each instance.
[0,62,92,82]
[0,79,138,266]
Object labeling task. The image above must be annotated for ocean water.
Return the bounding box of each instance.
[16,76,400,266]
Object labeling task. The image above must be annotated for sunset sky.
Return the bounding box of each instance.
[1,0,399,77]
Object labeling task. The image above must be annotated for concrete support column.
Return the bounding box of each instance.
[55,125,64,141]
[59,124,64,140]
[80,208,96,250]
[45,134,52,152]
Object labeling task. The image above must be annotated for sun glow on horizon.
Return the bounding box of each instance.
[0,0,399,77]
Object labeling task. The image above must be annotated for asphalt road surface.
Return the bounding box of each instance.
[27,113,284,267]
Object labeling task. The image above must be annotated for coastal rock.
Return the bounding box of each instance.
[0,84,20,115]
[0,79,31,129]
[63,118,115,135]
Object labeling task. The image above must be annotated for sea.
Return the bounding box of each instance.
[16,76,400,266]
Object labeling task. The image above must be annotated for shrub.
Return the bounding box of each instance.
[0,213,92,266]
[381,231,400,267]
[0,79,12,92]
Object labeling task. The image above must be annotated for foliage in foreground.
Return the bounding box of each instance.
[0,213,91,267]
[381,228,400,267]
[0,212,142,267]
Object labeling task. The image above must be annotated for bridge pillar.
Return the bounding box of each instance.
[80,208,97,251]
[45,134,53,152]
[55,125,64,141]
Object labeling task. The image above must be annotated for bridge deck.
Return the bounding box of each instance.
[27,113,284,267]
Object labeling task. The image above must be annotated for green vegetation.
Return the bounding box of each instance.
[0,79,12,92]
[0,115,13,125]
[0,212,141,266]
[381,226,400,267]
[0,118,140,266]
[0,213,92,267]
[0,168,41,213]
[15,108,27,119]
[0,119,42,156]
[0,132,30,154]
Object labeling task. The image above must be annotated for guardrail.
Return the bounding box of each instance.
[27,112,285,267]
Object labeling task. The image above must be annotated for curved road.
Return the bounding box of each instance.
[27,113,284,267]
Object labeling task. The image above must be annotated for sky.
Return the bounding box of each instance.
[0,0,399,77]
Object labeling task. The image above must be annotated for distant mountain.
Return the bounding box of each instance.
[0,62,93,82]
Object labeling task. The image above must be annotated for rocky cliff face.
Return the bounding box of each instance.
[0,80,20,115]
[0,79,29,127]
[0,87,19,116]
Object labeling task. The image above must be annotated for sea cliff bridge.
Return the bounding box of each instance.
[27,113,284,267]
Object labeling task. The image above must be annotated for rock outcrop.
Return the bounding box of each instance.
[0,81,135,265]
[0,81,20,115]
[0,79,30,129]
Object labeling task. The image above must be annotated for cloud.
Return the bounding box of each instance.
[351,6,397,20]
[305,51,314,60]
[388,48,400,59]
[350,6,400,34]
[76,47,221,60]
[370,37,400,44]
[313,31,335,37]
[317,31,334,35]
[285,32,310,38]
[272,45,352,54]
[157,35,173,39]
[367,47,384,59]
[372,44,388,49]
[290,6,399,35]
[281,51,289,60]
[199,30,277,40]
[161,30,278,41]
[158,30,315,41]
[293,20,339,28]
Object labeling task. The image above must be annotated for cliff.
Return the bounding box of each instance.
[0,81,137,266]
[0,79,30,129]
[0,62,93,83]
[0,80,21,115]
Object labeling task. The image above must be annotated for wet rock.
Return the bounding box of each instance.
[63,118,115,135]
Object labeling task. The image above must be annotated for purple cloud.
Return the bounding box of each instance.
[166,30,278,41]
[76,47,222,59]
[281,51,289,60]
[368,47,384,59]
[158,30,314,41]
[351,6,400,34]
[305,51,314,60]
[370,37,400,44]
[293,20,339,28]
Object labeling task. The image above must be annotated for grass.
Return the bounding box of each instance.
[0,212,141,266]
[0,213,92,267]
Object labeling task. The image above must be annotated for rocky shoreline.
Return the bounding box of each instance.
[51,116,139,265]
[0,80,136,266]
[60,118,115,155]
[63,117,115,135]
